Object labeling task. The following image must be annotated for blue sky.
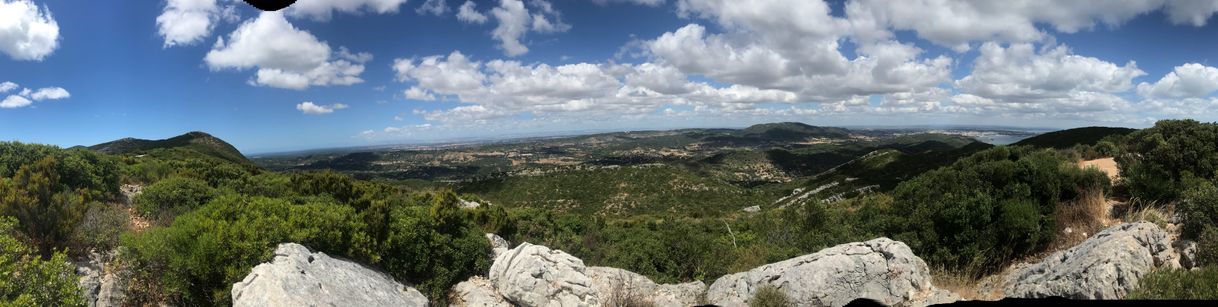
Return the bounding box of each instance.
[3,0,1218,154]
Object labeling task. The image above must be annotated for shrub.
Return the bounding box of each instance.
[749,285,791,307]
[123,194,369,305]
[69,203,131,256]
[0,217,85,306]
[1118,119,1218,201]
[1197,227,1218,267]
[1180,178,1218,239]
[1127,266,1218,299]
[888,146,1110,275]
[0,157,89,258]
[376,191,491,302]
[134,176,217,224]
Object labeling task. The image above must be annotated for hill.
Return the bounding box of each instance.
[1014,127,1136,149]
[89,131,251,165]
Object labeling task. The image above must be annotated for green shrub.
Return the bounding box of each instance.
[0,157,90,258]
[0,217,85,306]
[888,146,1109,275]
[134,176,217,224]
[749,285,791,307]
[1180,178,1218,239]
[1197,227,1218,267]
[375,191,491,301]
[69,203,130,256]
[1127,266,1218,299]
[1118,119,1218,201]
[124,194,369,305]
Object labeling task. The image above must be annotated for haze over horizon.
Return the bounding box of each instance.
[5,0,1218,153]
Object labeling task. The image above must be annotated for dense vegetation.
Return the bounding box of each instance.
[1014,126,1136,149]
[6,120,1218,304]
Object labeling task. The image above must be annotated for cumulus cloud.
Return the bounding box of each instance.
[456,1,488,23]
[417,0,448,16]
[1,95,31,108]
[286,0,409,21]
[489,0,570,56]
[843,0,1216,51]
[28,86,68,100]
[0,83,68,108]
[296,101,348,114]
[205,12,369,89]
[592,0,665,6]
[0,0,59,61]
[156,0,238,47]
[1138,63,1218,99]
[0,81,16,93]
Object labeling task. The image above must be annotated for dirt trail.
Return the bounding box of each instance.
[121,184,151,233]
[1079,158,1119,182]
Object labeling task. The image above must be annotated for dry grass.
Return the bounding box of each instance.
[1050,189,1109,251]
[603,280,655,307]
[1113,197,1174,229]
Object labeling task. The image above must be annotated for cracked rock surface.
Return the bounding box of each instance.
[706,238,958,307]
[1003,222,1177,299]
[449,275,513,307]
[231,243,428,307]
[489,242,599,307]
[586,266,706,306]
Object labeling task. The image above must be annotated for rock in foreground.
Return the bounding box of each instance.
[586,266,706,306]
[1003,222,1177,299]
[489,242,599,307]
[449,276,512,307]
[231,243,428,307]
[706,238,958,307]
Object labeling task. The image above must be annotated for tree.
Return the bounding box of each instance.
[0,157,88,258]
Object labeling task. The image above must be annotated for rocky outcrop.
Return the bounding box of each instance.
[486,233,511,258]
[75,251,129,307]
[489,242,599,307]
[449,276,512,307]
[706,238,958,307]
[231,243,428,307]
[1003,222,1177,299]
[586,266,706,306]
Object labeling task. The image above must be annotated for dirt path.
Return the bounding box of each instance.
[1079,158,1119,182]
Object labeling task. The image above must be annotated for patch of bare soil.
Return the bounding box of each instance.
[1079,157,1119,182]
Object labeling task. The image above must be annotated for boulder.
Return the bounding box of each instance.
[449,276,512,307]
[586,266,706,306]
[706,238,958,307]
[231,243,428,307]
[1003,222,1176,299]
[486,233,511,258]
[75,251,128,307]
[489,242,599,307]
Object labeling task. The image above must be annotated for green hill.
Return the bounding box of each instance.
[89,131,251,165]
[1014,127,1136,149]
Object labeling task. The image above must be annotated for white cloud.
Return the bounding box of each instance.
[1,95,31,108]
[592,0,665,6]
[0,0,59,61]
[404,86,437,101]
[1138,63,1218,99]
[28,86,67,100]
[417,0,448,16]
[844,0,1217,51]
[0,81,16,93]
[286,0,409,21]
[205,12,369,89]
[957,42,1144,101]
[457,1,488,23]
[489,0,570,56]
[156,0,237,47]
[296,101,348,114]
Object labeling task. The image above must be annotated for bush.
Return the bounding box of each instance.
[376,191,491,302]
[0,157,90,258]
[0,217,85,306]
[123,194,369,305]
[1197,227,1218,267]
[1180,178,1218,239]
[1118,119,1218,201]
[69,203,130,256]
[888,146,1110,275]
[1127,266,1218,299]
[749,285,791,307]
[134,176,216,224]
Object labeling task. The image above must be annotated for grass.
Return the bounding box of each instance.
[1051,189,1109,251]
[749,285,792,307]
[603,281,655,307]
[1127,266,1218,299]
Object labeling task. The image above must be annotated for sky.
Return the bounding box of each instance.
[3,0,1218,154]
